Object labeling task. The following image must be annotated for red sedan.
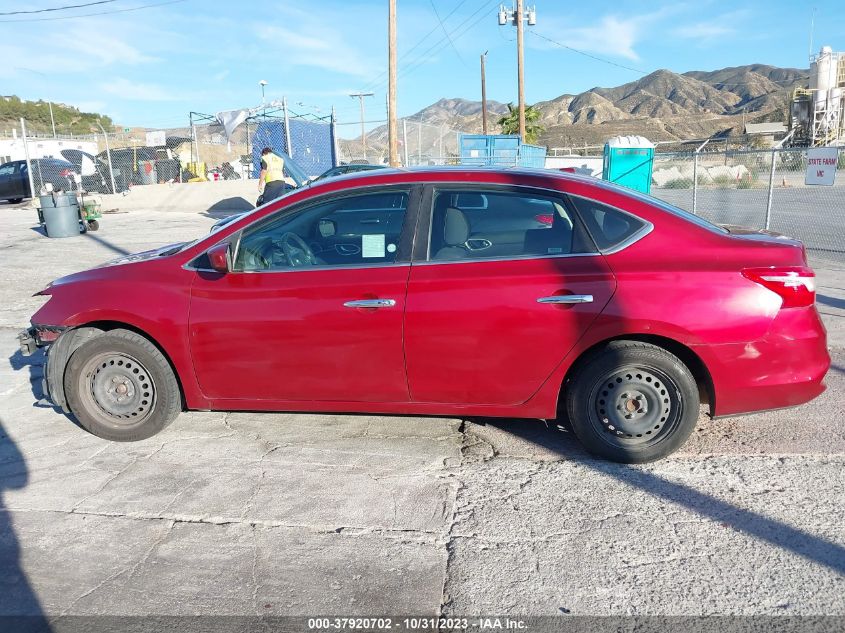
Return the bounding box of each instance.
[19,168,830,463]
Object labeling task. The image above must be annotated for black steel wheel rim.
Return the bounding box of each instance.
[81,353,156,427]
[587,365,683,447]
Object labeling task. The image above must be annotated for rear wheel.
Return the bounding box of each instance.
[64,329,181,441]
[565,341,699,463]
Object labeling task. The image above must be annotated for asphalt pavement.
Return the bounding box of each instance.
[0,201,843,624]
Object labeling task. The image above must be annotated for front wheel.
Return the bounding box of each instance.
[64,329,182,441]
[565,341,699,463]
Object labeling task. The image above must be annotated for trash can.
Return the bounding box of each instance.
[602,135,655,194]
[137,160,158,185]
[39,192,81,238]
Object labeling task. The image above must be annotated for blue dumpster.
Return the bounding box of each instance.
[459,134,547,168]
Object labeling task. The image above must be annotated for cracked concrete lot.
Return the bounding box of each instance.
[0,203,844,619]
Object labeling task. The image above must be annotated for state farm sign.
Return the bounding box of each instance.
[805,147,839,185]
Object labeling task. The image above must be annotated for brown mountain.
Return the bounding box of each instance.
[341,63,809,159]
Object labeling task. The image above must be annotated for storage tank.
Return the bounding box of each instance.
[812,46,838,92]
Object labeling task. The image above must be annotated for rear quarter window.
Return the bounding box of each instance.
[567,195,650,252]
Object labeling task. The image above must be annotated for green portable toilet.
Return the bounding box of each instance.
[602,135,655,194]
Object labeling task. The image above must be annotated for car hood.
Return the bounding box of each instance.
[99,242,188,267]
[39,241,188,293]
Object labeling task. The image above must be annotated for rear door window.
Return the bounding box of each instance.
[427,188,595,261]
[567,195,649,252]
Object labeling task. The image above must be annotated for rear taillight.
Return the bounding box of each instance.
[59,169,71,177]
[742,266,815,308]
[535,214,554,226]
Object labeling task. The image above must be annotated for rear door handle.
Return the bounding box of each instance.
[343,299,397,309]
[536,295,594,304]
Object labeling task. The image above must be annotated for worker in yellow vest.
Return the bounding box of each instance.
[258,147,287,203]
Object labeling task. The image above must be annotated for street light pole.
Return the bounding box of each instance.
[350,92,374,160]
[96,120,118,195]
[48,101,57,138]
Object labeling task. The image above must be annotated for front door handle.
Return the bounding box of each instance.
[343,299,397,309]
[536,294,594,305]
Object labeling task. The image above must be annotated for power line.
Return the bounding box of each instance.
[0,0,118,16]
[428,0,468,69]
[530,31,648,74]
[362,0,473,91]
[531,30,809,89]
[366,0,497,92]
[395,1,496,81]
[0,0,186,22]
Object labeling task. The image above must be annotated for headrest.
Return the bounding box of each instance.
[443,207,470,246]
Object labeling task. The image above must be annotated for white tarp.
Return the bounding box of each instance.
[215,109,250,143]
[215,101,285,143]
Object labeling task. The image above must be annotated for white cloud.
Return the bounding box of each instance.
[563,15,643,61]
[532,4,693,61]
[673,11,748,42]
[100,78,180,102]
[253,5,379,79]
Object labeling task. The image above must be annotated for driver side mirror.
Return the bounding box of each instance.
[207,241,231,273]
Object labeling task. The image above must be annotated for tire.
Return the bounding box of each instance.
[87,219,100,231]
[64,329,181,441]
[565,341,699,463]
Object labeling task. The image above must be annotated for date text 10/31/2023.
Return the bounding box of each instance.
[307,617,528,630]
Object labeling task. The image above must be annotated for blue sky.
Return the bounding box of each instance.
[2,0,844,138]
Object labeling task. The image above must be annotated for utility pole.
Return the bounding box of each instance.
[499,3,536,141]
[350,91,374,160]
[481,51,489,135]
[388,0,400,167]
[516,0,525,141]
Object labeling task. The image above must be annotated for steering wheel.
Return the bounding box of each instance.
[279,232,317,268]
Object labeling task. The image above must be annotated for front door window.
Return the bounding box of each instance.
[234,190,410,271]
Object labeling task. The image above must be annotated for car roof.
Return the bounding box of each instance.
[306,165,593,189]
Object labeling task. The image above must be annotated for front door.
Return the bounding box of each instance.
[404,185,617,405]
[189,187,416,404]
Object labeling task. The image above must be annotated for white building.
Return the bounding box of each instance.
[0,136,98,165]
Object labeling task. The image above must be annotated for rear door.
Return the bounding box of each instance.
[403,184,617,405]
[0,162,15,198]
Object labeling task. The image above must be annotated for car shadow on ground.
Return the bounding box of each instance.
[0,415,53,631]
[8,349,63,415]
[477,416,845,576]
[817,294,845,310]
[202,197,254,219]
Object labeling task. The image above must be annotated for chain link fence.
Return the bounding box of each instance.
[336,118,467,166]
[650,147,845,262]
[7,117,844,263]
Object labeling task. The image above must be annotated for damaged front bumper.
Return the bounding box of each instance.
[18,325,65,356]
[18,325,69,412]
